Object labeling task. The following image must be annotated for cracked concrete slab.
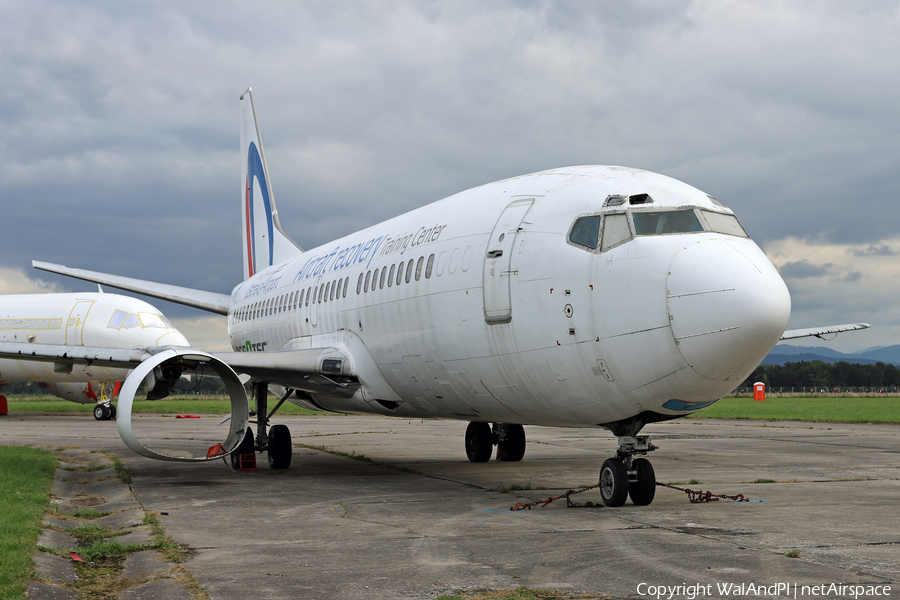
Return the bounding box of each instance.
[117,578,193,600]
[32,552,77,585]
[116,527,154,547]
[53,467,116,483]
[25,582,78,600]
[36,530,77,554]
[95,508,145,530]
[122,551,173,582]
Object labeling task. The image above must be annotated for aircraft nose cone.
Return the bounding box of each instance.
[667,239,791,382]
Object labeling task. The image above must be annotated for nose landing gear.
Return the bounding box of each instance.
[599,435,658,507]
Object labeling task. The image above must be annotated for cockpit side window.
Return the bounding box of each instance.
[568,215,601,249]
[108,310,127,329]
[600,213,632,251]
[632,210,703,236]
[701,210,749,238]
[139,313,168,328]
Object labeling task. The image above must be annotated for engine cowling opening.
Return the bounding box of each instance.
[117,348,250,462]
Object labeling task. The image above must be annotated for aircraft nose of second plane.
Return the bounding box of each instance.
[667,238,791,382]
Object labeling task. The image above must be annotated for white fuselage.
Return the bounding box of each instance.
[227,166,791,428]
[0,293,189,400]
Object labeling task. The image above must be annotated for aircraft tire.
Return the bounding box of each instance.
[230,427,256,470]
[267,424,292,469]
[109,404,117,419]
[628,457,656,506]
[599,457,628,507]
[496,423,526,462]
[465,422,492,463]
[93,404,110,421]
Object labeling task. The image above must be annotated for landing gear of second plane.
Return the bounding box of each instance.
[92,402,116,421]
[465,422,658,507]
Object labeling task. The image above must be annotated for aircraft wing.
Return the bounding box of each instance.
[32,260,230,315]
[0,341,358,396]
[780,323,870,341]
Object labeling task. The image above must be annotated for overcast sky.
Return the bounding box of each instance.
[2,1,899,352]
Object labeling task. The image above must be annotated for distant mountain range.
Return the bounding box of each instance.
[762,344,900,366]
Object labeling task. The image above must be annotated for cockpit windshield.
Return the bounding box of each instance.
[567,206,749,252]
[632,210,703,235]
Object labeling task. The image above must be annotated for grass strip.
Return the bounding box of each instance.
[696,396,900,423]
[0,446,57,600]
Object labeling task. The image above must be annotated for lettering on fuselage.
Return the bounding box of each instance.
[242,271,284,300]
[235,341,267,352]
[289,222,447,285]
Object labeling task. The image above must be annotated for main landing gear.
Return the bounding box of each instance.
[93,403,117,421]
[230,382,293,470]
[465,422,526,462]
[599,435,658,507]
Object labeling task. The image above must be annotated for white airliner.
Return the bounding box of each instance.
[1,89,868,507]
[0,292,189,419]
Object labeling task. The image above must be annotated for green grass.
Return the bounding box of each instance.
[0,446,57,600]
[695,396,900,423]
[6,395,325,416]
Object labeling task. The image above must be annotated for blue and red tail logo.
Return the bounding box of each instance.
[244,141,274,278]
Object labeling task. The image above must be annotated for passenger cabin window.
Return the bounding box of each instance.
[569,216,601,249]
[388,264,395,287]
[357,274,363,294]
[415,256,424,281]
[405,261,413,283]
[425,254,435,278]
[397,261,405,285]
[600,214,632,251]
[343,277,349,298]
[632,210,703,236]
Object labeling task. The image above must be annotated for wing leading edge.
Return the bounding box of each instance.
[0,341,359,397]
[780,323,870,341]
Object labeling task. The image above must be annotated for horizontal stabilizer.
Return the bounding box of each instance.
[780,323,870,341]
[33,260,231,315]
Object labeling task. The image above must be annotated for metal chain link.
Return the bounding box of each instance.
[509,481,751,510]
[510,484,601,511]
[656,482,750,503]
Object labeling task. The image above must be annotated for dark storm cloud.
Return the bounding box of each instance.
[779,259,835,279]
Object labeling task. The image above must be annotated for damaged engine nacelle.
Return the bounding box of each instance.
[116,348,249,462]
[145,364,183,400]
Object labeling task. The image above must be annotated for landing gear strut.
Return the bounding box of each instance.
[599,435,658,507]
[229,382,293,470]
[464,422,527,462]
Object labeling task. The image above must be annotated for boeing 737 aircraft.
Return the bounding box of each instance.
[0,292,189,419]
[1,89,867,507]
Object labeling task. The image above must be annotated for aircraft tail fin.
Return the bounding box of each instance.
[240,88,303,281]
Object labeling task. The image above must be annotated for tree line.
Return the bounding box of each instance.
[740,361,900,391]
